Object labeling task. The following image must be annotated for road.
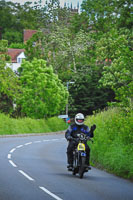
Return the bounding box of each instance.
[0,133,133,200]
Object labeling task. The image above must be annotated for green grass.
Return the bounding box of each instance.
[85,107,133,179]
[1,108,132,179]
[0,113,68,135]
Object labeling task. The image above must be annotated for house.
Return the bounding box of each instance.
[7,48,26,73]
[7,29,37,72]
[23,29,37,44]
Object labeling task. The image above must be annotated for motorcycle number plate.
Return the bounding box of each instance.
[81,152,86,157]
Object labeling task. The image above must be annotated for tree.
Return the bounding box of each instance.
[68,66,115,117]
[81,0,132,32]
[3,30,23,44]
[25,25,116,116]
[97,28,132,108]
[46,27,90,75]
[114,0,132,29]
[25,26,92,81]
[0,0,45,43]
[18,58,68,118]
[69,12,90,34]
[9,42,26,49]
[0,0,16,33]
[25,31,45,61]
[0,40,20,114]
[0,0,73,44]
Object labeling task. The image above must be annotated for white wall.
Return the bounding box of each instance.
[17,52,26,63]
[6,63,21,73]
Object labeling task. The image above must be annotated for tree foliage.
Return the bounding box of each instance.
[79,0,132,111]
[96,29,132,108]
[68,66,115,116]
[0,0,132,117]
[25,26,92,81]
[0,0,71,44]
[81,0,132,31]
[0,40,20,114]
[18,58,68,118]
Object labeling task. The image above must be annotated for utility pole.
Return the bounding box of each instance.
[66,81,74,116]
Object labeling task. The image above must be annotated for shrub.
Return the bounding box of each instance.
[85,107,133,179]
[0,113,67,135]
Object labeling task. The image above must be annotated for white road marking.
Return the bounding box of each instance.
[43,139,50,142]
[39,186,63,200]
[19,170,34,181]
[9,160,17,167]
[34,141,41,143]
[10,148,16,153]
[25,142,32,145]
[7,154,11,159]
[8,137,65,198]
[16,145,23,148]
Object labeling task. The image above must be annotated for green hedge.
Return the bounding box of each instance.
[0,113,67,135]
[86,108,133,179]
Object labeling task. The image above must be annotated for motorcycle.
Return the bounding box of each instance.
[71,133,93,179]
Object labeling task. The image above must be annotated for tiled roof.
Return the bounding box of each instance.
[8,48,25,63]
[23,29,37,43]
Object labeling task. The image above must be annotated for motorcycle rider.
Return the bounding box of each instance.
[65,113,96,171]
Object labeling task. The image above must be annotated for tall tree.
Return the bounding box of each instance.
[0,40,20,114]
[68,66,115,116]
[25,24,116,116]
[18,58,68,118]
[97,28,132,108]
[81,0,132,32]
[25,26,91,81]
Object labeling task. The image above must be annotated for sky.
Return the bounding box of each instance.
[6,0,83,9]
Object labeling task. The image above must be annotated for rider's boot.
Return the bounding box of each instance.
[67,154,73,171]
[67,164,73,171]
[84,165,91,172]
[85,158,91,171]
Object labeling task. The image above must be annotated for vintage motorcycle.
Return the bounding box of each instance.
[71,133,93,179]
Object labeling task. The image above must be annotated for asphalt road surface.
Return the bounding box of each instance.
[0,133,133,200]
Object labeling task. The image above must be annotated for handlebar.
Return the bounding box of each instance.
[70,134,93,143]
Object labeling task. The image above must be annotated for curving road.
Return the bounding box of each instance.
[0,133,133,200]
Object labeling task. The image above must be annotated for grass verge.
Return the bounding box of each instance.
[0,113,68,135]
[85,107,133,179]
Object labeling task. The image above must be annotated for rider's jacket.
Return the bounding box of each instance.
[65,123,93,139]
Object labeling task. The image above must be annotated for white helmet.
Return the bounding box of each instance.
[75,113,84,125]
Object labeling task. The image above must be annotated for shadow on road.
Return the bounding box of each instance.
[49,171,110,182]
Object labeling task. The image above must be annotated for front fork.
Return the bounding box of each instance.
[73,151,86,167]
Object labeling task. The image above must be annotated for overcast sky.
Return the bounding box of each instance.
[6,0,83,8]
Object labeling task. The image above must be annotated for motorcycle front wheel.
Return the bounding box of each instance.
[73,167,79,175]
[79,156,86,179]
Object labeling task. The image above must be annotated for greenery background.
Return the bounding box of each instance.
[0,0,132,179]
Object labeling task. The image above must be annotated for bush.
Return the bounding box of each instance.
[85,107,133,179]
[0,113,67,135]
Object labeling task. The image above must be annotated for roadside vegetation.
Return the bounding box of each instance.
[86,108,133,179]
[0,113,67,135]
[0,0,132,179]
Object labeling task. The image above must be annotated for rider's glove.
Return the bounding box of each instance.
[87,136,91,140]
[67,136,73,141]
[90,124,96,132]
[87,136,93,143]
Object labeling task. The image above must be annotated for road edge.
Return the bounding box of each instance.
[0,131,65,138]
